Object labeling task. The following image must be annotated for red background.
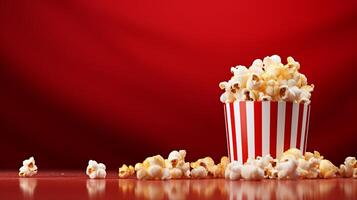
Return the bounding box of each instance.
[0,1,356,170]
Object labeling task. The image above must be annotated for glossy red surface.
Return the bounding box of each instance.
[0,171,356,200]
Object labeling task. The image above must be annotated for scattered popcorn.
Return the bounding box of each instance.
[191,166,208,178]
[119,149,355,181]
[86,160,107,179]
[224,161,242,180]
[135,155,170,180]
[276,155,299,179]
[297,158,320,179]
[304,151,324,161]
[190,157,215,178]
[249,155,278,179]
[19,157,38,177]
[241,163,264,180]
[339,157,356,178]
[166,150,191,178]
[219,55,314,103]
[210,156,229,178]
[281,148,303,160]
[119,164,135,178]
[319,159,338,179]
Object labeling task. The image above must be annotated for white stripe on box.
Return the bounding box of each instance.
[304,105,311,152]
[246,101,255,159]
[276,101,286,158]
[262,101,270,156]
[300,103,308,151]
[226,103,235,161]
[233,102,243,164]
[290,103,299,148]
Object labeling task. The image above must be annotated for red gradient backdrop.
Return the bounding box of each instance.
[0,1,356,169]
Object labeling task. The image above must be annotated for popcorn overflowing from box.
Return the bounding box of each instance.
[221,55,313,163]
[219,55,313,104]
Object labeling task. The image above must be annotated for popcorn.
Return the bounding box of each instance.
[191,166,208,178]
[258,92,272,101]
[319,159,338,178]
[276,155,298,179]
[170,168,183,179]
[190,156,215,178]
[246,73,263,91]
[249,155,278,179]
[230,65,250,87]
[304,151,323,161]
[249,59,264,75]
[240,163,264,180]
[282,148,303,160]
[219,81,236,103]
[224,161,242,180]
[210,156,229,178]
[135,155,170,180]
[86,160,107,179]
[339,157,357,178]
[119,164,135,178]
[297,158,320,179]
[166,150,191,178]
[219,55,314,104]
[19,157,38,177]
[121,149,356,181]
[234,88,256,101]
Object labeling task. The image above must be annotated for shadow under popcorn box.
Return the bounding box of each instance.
[223,101,311,164]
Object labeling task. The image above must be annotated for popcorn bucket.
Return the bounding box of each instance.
[223,101,311,164]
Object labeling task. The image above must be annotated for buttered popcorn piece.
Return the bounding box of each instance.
[297,158,320,179]
[119,164,135,178]
[319,159,338,178]
[219,55,314,103]
[86,160,107,179]
[249,155,278,179]
[276,155,299,179]
[210,156,229,178]
[241,163,265,180]
[339,157,357,178]
[224,161,242,180]
[282,148,303,160]
[166,150,191,178]
[135,155,170,180]
[19,157,38,177]
[191,166,208,178]
[190,156,215,178]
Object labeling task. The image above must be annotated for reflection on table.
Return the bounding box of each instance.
[118,178,356,200]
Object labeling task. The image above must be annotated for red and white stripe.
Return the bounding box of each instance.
[223,101,311,164]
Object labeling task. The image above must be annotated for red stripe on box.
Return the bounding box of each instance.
[270,102,278,158]
[296,104,304,150]
[239,101,248,163]
[229,103,238,161]
[254,102,262,157]
[284,102,293,151]
[223,104,231,160]
[304,105,311,153]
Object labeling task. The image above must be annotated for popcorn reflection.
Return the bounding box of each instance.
[118,178,355,200]
[19,178,37,198]
[86,179,106,198]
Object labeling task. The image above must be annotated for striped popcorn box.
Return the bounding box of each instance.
[223,101,311,164]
